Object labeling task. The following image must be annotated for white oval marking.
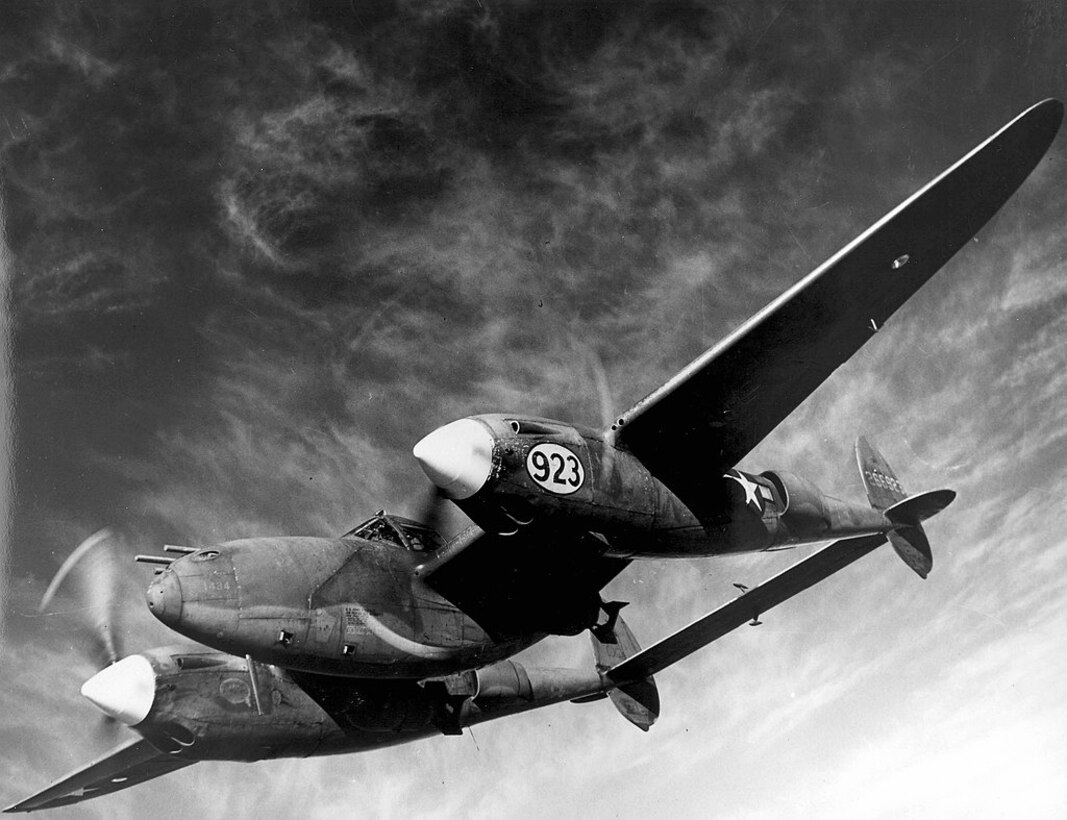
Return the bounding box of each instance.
[525,443,585,495]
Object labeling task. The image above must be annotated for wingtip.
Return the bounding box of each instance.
[1016,97,1062,125]
[1015,98,1063,151]
[1046,97,1064,139]
[1032,96,1063,118]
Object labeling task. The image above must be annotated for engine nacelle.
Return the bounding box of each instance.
[414,413,664,542]
[80,646,339,762]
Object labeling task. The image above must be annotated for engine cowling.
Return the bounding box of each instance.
[79,646,336,761]
[414,413,662,541]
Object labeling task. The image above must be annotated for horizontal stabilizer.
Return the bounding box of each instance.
[4,739,194,813]
[606,534,887,685]
[885,490,955,579]
[884,489,956,525]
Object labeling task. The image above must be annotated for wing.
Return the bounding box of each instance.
[421,526,628,639]
[610,100,1062,507]
[4,738,194,813]
[606,533,886,685]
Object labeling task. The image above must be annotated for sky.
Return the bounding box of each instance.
[0,1,1065,817]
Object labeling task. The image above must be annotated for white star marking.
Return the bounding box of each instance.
[725,470,762,511]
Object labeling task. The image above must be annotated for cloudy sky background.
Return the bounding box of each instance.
[0,1,1065,817]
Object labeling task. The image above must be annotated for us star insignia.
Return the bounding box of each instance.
[725,470,763,511]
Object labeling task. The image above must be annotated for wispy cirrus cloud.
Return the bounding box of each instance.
[2,2,1066,818]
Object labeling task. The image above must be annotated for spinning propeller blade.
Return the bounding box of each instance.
[413,483,451,538]
[409,342,618,537]
[39,529,132,736]
[582,344,618,479]
[583,343,616,431]
[40,528,124,668]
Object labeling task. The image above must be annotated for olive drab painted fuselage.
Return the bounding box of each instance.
[147,524,540,679]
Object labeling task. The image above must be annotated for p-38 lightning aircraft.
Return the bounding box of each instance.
[8,99,1061,812]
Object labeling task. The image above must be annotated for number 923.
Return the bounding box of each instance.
[525,443,585,495]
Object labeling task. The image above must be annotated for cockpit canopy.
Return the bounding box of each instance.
[342,512,444,553]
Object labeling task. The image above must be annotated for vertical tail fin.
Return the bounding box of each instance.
[855,437,955,580]
[590,608,659,731]
[856,435,907,510]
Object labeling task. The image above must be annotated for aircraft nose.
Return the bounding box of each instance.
[146,568,183,627]
[80,655,156,725]
[413,418,494,499]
